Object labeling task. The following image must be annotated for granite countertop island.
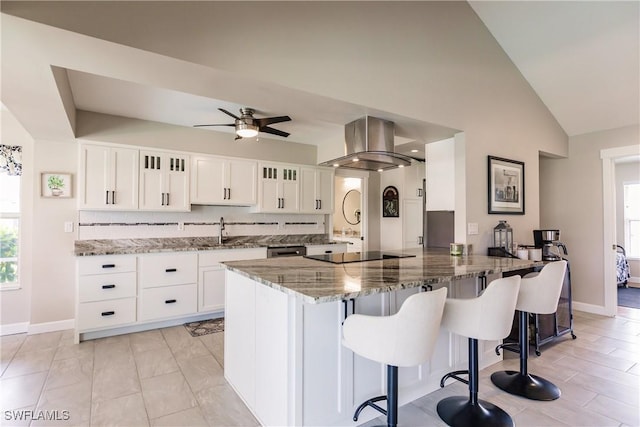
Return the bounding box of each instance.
[74,234,339,256]
[222,248,543,426]
[223,247,543,303]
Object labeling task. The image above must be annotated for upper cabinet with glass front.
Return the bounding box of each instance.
[78,143,139,210]
[139,150,190,211]
[253,162,300,213]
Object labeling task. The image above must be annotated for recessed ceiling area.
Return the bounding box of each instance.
[66,69,460,161]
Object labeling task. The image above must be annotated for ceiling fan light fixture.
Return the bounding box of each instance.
[236,122,259,138]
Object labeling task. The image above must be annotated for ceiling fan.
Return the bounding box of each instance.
[194,107,291,140]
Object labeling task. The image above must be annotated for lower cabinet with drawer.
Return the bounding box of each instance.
[76,247,267,342]
[140,283,198,321]
[76,254,139,342]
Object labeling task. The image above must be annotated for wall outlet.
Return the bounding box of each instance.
[467,222,479,235]
[64,221,74,233]
[278,221,285,230]
[177,222,184,231]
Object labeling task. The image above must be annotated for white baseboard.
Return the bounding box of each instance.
[28,319,74,335]
[0,322,29,336]
[628,276,640,284]
[573,301,609,316]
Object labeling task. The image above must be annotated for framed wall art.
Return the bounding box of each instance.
[488,156,524,214]
[41,172,73,198]
[382,186,399,217]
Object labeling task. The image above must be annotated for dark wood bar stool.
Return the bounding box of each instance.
[342,287,447,427]
[491,260,568,401]
[437,276,521,427]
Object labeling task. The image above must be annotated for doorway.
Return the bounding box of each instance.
[333,171,368,252]
[601,145,640,316]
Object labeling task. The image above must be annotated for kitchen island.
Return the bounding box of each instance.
[222,249,540,426]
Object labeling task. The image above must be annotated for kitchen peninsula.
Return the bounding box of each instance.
[222,249,541,427]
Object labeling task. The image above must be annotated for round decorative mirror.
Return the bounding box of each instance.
[342,189,361,225]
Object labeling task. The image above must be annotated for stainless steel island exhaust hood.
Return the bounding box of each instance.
[319,116,414,172]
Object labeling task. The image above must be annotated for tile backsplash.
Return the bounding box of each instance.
[78,205,327,240]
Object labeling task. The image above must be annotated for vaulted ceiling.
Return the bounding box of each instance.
[2,1,638,160]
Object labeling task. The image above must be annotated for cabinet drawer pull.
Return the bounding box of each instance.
[166,193,170,206]
[165,299,177,304]
[165,268,177,273]
[102,284,116,289]
[112,191,116,205]
[227,188,231,200]
[101,311,115,316]
[101,264,116,269]
[105,190,110,205]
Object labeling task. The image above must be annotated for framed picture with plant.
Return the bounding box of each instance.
[41,172,73,198]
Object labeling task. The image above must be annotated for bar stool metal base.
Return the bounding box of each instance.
[490,371,561,401]
[437,396,514,427]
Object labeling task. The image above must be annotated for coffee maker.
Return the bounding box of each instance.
[533,229,568,261]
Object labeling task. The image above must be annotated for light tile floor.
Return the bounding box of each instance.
[1,308,638,426]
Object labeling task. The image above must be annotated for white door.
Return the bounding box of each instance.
[199,266,225,312]
[79,144,111,209]
[280,166,299,212]
[139,151,164,210]
[111,147,139,210]
[299,167,318,213]
[316,168,334,213]
[191,155,226,204]
[228,159,257,205]
[164,154,189,211]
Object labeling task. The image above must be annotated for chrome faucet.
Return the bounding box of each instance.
[218,217,225,245]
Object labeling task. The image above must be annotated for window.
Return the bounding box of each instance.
[624,182,640,258]
[0,145,21,288]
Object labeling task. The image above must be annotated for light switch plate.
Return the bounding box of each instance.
[64,221,74,233]
[467,222,479,235]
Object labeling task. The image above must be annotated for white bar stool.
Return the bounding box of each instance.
[342,287,448,427]
[437,275,521,427]
[491,260,568,401]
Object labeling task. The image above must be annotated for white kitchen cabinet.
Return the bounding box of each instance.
[139,150,190,211]
[138,252,198,321]
[198,247,267,313]
[300,167,334,214]
[254,162,300,213]
[76,254,138,338]
[305,243,347,256]
[78,143,139,210]
[191,155,257,206]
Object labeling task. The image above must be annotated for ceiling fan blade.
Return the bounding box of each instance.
[255,115,291,127]
[259,126,290,138]
[193,123,235,127]
[218,108,241,120]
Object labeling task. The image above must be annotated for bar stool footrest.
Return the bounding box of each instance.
[490,370,560,401]
[353,395,387,422]
[440,370,469,388]
[436,396,514,427]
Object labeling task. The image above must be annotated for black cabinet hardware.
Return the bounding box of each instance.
[101,311,115,316]
[165,299,177,304]
[102,284,116,289]
[101,264,116,269]
[165,268,177,273]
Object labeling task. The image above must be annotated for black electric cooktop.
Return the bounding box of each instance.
[304,251,416,264]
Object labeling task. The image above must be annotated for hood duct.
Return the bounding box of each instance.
[319,116,414,172]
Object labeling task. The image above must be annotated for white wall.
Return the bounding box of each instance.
[540,125,640,307]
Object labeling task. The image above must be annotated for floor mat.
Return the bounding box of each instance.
[184,317,224,337]
[618,286,640,309]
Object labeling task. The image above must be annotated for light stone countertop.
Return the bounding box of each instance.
[74,234,339,256]
[223,248,543,303]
